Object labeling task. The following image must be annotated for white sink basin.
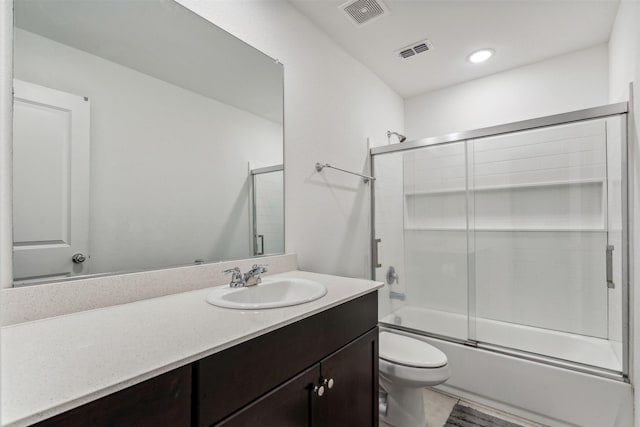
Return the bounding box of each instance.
[206,277,327,309]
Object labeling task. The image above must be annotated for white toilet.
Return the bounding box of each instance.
[379,330,451,427]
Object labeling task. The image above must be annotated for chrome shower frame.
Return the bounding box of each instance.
[370,100,632,382]
[250,164,284,257]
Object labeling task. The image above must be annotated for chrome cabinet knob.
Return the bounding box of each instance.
[323,378,334,389]
[313,384,325,397]
[72,253,86,264]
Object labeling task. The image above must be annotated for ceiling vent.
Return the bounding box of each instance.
[340,0,389,27]
[396,39,433,59]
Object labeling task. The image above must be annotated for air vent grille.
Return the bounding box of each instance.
[396,39,433,59]
[399,49,415,59]
[341,0,388,27]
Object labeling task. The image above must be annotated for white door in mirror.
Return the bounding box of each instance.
[13,80,91,283]
[206,278,327,309]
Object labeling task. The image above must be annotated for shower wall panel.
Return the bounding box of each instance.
[401,142,468,339]
[470,118,617,343]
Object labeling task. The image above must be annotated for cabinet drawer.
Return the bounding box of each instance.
[195,292,377,427]
[33,365,191,427]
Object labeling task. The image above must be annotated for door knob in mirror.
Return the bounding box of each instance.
[72,253,86,264]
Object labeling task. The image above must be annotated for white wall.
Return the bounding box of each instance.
[176,0,404,279]
[0,3,13,287]
[609,1,638,103]
[405,44,609,140]
[14,28,282,275]
[0,1,13,421]
[608,1,640,425]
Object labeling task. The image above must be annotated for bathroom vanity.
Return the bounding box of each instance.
[1,271,382,427]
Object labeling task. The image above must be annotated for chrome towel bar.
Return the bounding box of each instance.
[315,162,375,183]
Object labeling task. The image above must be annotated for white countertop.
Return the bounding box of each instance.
[1,271,382,427]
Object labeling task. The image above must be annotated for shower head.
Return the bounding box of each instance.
[387,131,407,143]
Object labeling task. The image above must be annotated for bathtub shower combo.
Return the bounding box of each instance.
[372,103,631,424]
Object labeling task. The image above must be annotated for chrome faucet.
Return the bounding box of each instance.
[243,264,268,287]
[223,267,245,288]
[223,264,268,288]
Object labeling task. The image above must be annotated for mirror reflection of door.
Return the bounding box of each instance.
[251,166,284,256]
[13,79,90,285]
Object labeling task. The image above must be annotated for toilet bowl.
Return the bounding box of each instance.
[379,330,450,427]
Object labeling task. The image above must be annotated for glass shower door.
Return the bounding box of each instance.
[252,168,284,256]
[467,117,625,372]
[375,141,470,341]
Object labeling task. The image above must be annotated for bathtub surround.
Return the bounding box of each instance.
[1,254,297,326]
[375,112,627,369]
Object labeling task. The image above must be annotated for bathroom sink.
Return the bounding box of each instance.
[206,277,327,309]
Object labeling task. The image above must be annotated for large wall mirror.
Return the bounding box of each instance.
[12,0,284,286]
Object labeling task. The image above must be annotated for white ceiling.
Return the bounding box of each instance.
[15,0,284,123]
[288,0,620,98]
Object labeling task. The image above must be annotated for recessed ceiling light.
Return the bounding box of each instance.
[468,49,494,63]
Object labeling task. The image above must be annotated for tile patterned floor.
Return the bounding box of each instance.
[380,387,547,427]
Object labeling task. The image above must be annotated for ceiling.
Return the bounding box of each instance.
[288,0,620,99]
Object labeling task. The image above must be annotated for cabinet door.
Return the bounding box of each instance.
[216,365,320,427]
[318,328,379,427]
[33,366,191,427]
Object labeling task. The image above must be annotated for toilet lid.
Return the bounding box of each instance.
[379,331,448,368]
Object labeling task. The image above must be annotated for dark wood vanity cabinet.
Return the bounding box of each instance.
[33,365,192,427]
[217,328,378,427]
[196,292,378,427]
[32,292,378,427]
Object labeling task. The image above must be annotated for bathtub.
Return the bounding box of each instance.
[382,305,622,371]
[380,306,632,427]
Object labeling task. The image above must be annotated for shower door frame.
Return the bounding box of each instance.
[250,164,284,257]
[370,101,631,382]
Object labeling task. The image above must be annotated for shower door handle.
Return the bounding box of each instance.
[255,235,264,256]
[606,245,615,289]
[373,238,382,268]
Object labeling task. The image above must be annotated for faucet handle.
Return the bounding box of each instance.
[250,264,268,273]
[223,267,241,275]
[224,267,245,288]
